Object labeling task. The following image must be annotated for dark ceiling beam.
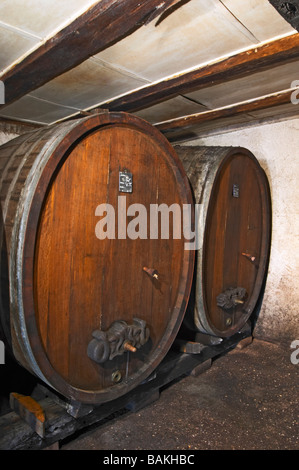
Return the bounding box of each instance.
[0,0,183,109]
[155,89,297,137]
[101,33,299,113]
[268,1,299,31]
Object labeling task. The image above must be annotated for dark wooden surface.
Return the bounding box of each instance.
[269,1,299,32]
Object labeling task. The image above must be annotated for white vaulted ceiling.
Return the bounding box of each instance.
[0,0,100,70]
[0,0,298,139]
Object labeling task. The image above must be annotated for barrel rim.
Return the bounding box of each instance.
[17,112,195,403]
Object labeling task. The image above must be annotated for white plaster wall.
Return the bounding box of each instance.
[0,120,34,144]
[0,119,39,144]
[187,118,299,345]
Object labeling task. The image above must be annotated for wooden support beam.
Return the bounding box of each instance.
[268,0,299,32]
[9,393,46,438]
[0,0,184,108]
[103,33,299,113]
[156,89,298,136]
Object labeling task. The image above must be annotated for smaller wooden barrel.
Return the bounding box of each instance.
[175,145,271,338]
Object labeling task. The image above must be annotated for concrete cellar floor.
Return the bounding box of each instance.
[60,338,298,451]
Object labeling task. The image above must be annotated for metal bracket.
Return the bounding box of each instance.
[87,318,150,364]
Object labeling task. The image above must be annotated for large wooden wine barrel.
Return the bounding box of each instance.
[175,145,271,338]
[0,112,194,404]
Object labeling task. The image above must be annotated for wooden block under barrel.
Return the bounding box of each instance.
[9,392,46,438]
